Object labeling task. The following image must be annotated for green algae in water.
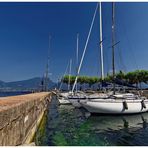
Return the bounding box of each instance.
[67,120,109,146]
[34,111,49,146]
[34,97,109,146]
[35,98,110,146]
[35,97,148,146]
[52,118,109,146]
[52,131,68,146]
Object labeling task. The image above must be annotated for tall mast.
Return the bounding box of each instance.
[59,60,69,91]
[76,33,79,92]
[72,3,98,93]
[112,3,116,95]
[45,35,51,91]
[99,2,104,80]
[68,59,72,91]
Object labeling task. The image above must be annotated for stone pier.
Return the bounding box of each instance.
[0,92,52,146]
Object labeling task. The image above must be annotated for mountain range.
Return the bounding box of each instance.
[0,77,147,92]
[0,77,56,91]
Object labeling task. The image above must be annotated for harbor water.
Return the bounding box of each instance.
[35,96,148,146]
[0,91,31,97]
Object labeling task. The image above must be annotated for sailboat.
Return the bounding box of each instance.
[67,34,89,107]
[80,2,148,114]
[68,3,109,108]
[57,41,87,106]
[57,59,72,105]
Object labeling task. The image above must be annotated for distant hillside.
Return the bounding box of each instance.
[0,77,56,91]
[0,80,5,87]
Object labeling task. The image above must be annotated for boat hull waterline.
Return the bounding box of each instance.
[58,98,72,105]
[68,93,109,108]
[80,99,148,114]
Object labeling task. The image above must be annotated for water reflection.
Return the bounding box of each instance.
[87,112,148,145]
[35,96,148,146]
[88,113,148,132]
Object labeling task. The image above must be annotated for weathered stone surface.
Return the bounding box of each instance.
[0,92,52,146]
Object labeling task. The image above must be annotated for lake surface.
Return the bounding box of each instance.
[0,91,31,97]
[35,96,148,146]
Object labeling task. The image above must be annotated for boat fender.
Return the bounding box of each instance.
[123,101,128,110]
[141,100,146,109]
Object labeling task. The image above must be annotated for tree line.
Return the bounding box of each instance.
[61,70,148,88]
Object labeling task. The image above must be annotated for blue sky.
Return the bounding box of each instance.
[0,2,147,82]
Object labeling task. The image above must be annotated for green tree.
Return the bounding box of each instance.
[115,70,125,80]
[61,70,148,90]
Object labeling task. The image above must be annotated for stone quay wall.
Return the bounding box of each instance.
[0,92,52,146]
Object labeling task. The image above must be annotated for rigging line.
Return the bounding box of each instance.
[114,46,121,73]
[105,47,110,76]
[68,59,72,91]
[72,3,99,93]
[76,33,79,92]
[102,38,110,76]
[112,2,116,95]
[47,35,51,72]
[76,33,79,70]
[45,35,51,91]
[118,44,127,72]
[118,15,139,70]
[48,35,51,59]
[107,41,120,49]
[102,3,111,43]
[59,60,70,91]
[49,35,52,73]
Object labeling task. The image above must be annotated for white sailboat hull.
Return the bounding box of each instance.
[69,97,108,108]
[58,98,71,105]
[69,99,82,108]
[68,91,88,108]
[57,92,72,105]
[80,99,148,114]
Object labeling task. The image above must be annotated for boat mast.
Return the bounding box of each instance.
[68,59,72,91]
[45,35,51,92]
[59,61,69,91]
[76,33,79,92]
[99,2,104,81]
[112,2,116,95]
[72,3,98,93]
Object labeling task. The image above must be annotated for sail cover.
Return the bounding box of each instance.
[114,78,137,88]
